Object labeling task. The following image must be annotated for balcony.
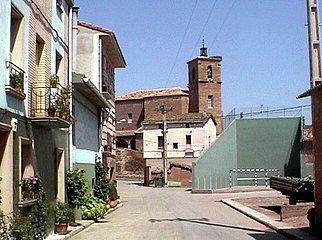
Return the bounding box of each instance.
[5,61,26,100]
[30,81,73,128]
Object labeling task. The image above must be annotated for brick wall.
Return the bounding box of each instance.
[116,99,144,130]
[115,148,144,179]
[28,0,53,116]
[167,167,192,188]
[144,95,189,119]
[188,57,223,134]
[312,87,322,228]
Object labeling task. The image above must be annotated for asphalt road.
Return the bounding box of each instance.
[70,181,290,240]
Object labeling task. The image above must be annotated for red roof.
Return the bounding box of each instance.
[116,87,188,101]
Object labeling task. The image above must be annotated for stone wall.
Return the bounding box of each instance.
[115,148,144,179]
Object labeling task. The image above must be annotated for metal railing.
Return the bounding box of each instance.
[223,105,312,129]
[6,61,25,93]
[229,168,280,189]
[31,83,71,120]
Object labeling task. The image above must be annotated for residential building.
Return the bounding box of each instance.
[116,87,189,151]
[0,0,74,219]
[142,113,216,186]
[115,45,221,185]
[74,21,126,183]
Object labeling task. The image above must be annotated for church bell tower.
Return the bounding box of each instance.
[187,41,223,134]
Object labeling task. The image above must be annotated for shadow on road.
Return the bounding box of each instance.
[149,217,266,233]
[249,232,288,240]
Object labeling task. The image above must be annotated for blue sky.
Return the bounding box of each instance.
[76,0,313,115]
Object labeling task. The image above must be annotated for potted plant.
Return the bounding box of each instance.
[55,201,73,235]
[10,74,23,92]
[108,182,118,208]
[66,169,89,221]
[20,178,34,200]
[93,161,110,203]
[50,74,59,88]
[61,84,72,99]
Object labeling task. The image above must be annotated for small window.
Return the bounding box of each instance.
[173,142,178,149]
[185,123,189,128]
[127,113,132,124]
[186,135,191,145]
[207,95,213,108]
[158,136,163,149]
[56,0,63,19]
[207,65,212,79]
[192,67,196,81]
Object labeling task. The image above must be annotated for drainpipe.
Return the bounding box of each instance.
[69,6,79,169]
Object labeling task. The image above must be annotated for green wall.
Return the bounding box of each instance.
[73,163,95,193]
[193,118,302,190]
[193,120,238,189]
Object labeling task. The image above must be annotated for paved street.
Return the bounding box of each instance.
[70,181,290,240]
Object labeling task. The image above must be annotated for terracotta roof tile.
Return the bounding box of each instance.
[116,87,188,101]
[143,112,215,124]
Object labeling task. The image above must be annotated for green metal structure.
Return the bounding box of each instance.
[192,118,302,190]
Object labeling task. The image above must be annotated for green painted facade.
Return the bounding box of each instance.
[73,163,95,193]
[193,118,302,190]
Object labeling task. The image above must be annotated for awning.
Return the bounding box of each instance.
[72,73,112,109]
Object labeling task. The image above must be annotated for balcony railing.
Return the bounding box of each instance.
[5,61,26,99]
[31,83,73,128]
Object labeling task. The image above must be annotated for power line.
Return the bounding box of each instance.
[210,0,237,50]
[165,0,198,88]
[189,0,219,59]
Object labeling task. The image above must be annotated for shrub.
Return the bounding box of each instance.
[80,195,108,221]
[0,210,11,240]
[11,214,33,240]
[67,169,89,209]
[93,161,110,201]
[55,202,74,224]
[29,176,50,239]
[108,182,118,201]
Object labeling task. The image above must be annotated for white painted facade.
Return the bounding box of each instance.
[143,117,216,159]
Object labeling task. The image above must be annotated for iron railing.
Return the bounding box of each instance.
[6,61,25,93]
[31,83,71,121]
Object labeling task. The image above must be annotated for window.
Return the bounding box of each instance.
[173,142,178,149]
[207,95,213,108]
[207,65,212,79]
[186,135,191,145]
[56,51,62,79]
[158,136,164,149]
[185,123,189,128]
[127,113,133,124]
[192,67,195,81]
[56,0,63,19]
[36,35,45,83]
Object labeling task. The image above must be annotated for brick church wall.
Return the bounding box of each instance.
[312,87,322,227]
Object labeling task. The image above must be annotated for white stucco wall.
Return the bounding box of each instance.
[143,119,217,159]
[0,0,29,111]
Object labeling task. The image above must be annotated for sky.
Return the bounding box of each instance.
[76,0,314,116]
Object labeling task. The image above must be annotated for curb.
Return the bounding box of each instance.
[45,220,94,240]
[46,204,123,240]
[221,199,319,240]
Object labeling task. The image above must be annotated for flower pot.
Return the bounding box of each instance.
[55,223,68,235]
[47,107,55,117]
[109,200,118,208]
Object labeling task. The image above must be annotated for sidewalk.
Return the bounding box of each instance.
[45,204,122,240]
[222,198,319,240]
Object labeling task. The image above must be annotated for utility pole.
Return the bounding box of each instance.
[307,0,322,87]
[156,105,173,186]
